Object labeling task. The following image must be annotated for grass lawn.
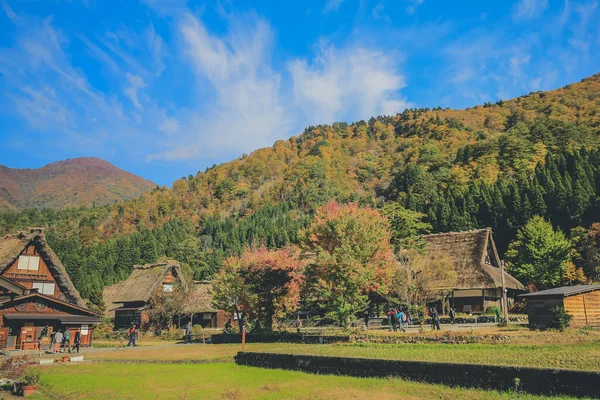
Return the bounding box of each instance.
[265,341,600,371]
[33,363,584,400]
[80,337,600,371]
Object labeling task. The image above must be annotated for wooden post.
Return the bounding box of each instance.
[241,325,246,352]
[582,293,589,326]
[500,260,509,324]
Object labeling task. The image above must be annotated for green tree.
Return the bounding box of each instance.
[505,216,572,290]
[381,202,432,245]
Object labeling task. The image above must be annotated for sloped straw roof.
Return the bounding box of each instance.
[107,260,184,304]
[419,228,524,290]
[102,281,125,318]
[0,229,87,307]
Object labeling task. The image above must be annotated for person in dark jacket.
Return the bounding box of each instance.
[363,311,370,328]
[126,323,137,348]
[73,330,81,353]
[449,308,456,325]
[432,309,441,330]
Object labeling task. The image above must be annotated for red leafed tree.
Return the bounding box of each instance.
[301,201,396,326]
[212,246,303,332]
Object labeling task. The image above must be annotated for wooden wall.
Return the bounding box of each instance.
[564,291,600,328]
[2,244,65,299]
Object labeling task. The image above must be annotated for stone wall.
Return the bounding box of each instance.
[235,352,600,398]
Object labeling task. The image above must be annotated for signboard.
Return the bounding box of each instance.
[81,325,88,335]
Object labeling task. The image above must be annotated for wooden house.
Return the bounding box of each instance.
[0,229,101,350]
[103,260,185,329]
[181,281,231,329]
[521,284,600,329]
[419,228,525,313]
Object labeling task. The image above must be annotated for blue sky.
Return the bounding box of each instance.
[1,0,599,185]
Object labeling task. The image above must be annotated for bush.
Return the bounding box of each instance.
[21,367,40,386]
[547,306,572,331]
[484,306,500,316]
[0,355,33,381]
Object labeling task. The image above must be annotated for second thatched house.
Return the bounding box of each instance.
[419,228,525,313]
[103,260,185,329]
[180,281,231,329]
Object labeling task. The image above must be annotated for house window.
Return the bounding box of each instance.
[163,284,173,292]
[17,255,40,271]
[32,282,55,295]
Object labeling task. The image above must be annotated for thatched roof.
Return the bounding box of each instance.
[419,228,525,290]
[102,281,125,318]
[108,260,184,304]
[0,229,87,307]
[182,281,215,315]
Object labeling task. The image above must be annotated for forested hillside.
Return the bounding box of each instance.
[1,73,600,303]
[0,157,156,211]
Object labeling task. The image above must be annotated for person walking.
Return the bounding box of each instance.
[494,307,502,324]
[126,323,137,348]
[449,308,456,325]
[432,309,441,330]
[184,322,192,344]
[73,330,81,353]
[396,310,406,332]
[363,311,370,329]
[63,329,72,353]
[53,329,64,353]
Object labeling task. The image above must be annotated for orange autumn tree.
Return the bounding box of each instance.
[212,246,303,332]
[301,201,396,326]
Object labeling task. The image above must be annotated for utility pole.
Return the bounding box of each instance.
[500,260,509,325]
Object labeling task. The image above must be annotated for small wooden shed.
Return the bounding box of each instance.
[521,284,600,329]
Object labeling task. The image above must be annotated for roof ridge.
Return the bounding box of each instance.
[419,227,491,238]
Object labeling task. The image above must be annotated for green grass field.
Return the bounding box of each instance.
[24,328,600,399]
[35,363,583,400]
[264,342,600,371]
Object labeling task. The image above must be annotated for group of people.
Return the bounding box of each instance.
[387,308,411,332]
[40,327,82,354]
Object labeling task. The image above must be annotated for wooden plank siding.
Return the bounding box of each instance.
[564,291,600,328]
[2,244,66,299]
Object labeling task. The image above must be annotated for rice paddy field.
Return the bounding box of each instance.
[14,328,600,399]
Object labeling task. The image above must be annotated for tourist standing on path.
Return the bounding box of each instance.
[126,323,137,348]
[449,308,456,325]
[63,329,71,353]
[53,329,64,353]
[432,309,441,330]
[396,310,406,332]
[363,311,370,328]
[389,309,398,332]
[73,330,81,353]
[494,307,502,324]
[184,322,192,344]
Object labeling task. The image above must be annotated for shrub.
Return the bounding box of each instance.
[547,306,572,331]
[21,367,40,386]
[484,306,500,315]
[0,355,33,381]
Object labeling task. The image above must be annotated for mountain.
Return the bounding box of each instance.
[0,157,156,211]
[1,73,600,299]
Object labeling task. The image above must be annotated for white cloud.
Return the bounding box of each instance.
[322,0,344,13]
[147,12,290,161]
[513,0,548,21]
[405,0,424,15]
[288,44,410,124]
[123,73,147,109]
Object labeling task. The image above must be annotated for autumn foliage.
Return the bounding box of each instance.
[211,245,302,332]
[301,201,396,326]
